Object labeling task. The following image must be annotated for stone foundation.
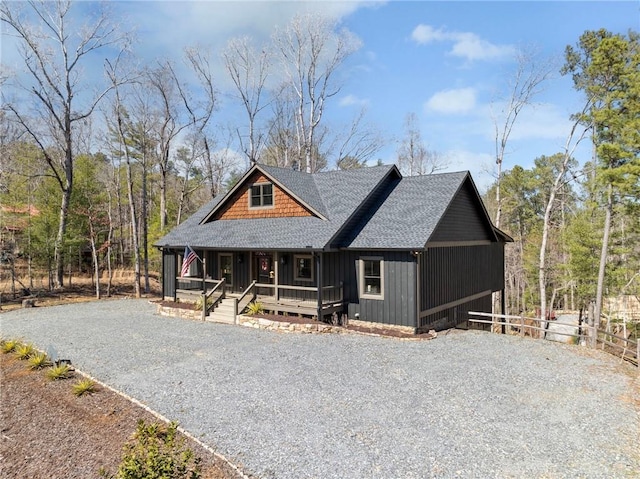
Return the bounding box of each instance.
[348,318,416,334]
[236,315,336,334]
[156,304,201,321]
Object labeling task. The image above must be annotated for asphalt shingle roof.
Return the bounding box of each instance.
[346,171,469,249]
[156,165,479,251]
[156,164,396,250]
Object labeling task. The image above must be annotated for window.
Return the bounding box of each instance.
[294,255,314,281]
[359,257,384,299]
[250,183,273,208]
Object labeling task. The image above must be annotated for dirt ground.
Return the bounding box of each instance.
[0,277,244,479]
[0,349,242,479]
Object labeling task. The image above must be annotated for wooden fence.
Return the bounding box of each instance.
[468,311,639,368]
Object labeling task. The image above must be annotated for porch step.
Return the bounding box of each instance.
[207,298,236,325]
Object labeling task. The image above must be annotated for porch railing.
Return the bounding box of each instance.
[202,278,226,320]
[254,283,343,303]
[234,280,257,322]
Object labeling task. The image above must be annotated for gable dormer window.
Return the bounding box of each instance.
[249,183,273,208]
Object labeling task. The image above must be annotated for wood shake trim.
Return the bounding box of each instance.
[214,172,313,220]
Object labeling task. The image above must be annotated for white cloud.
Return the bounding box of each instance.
[411,24,514,62]
[449,32,515,61]
[411,24,447,44]
[339,94,370,107]
[425,88,477,114]
[490,102,574,142]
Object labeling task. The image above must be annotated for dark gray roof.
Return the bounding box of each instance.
[346,171,469,249]
[156,164,396,250]
[259,164,328,218]
[155,165,491,251]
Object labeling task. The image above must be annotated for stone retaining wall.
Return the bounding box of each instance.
[157,304,201,321]
[236,315,336,334]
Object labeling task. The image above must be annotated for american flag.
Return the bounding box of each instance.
[181,246,199,277]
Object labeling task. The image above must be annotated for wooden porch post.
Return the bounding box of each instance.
[161,248,165,299]
[173,251,177,302]
[274,252,279,301]
[316,252,323,321]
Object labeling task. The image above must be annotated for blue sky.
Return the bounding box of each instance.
[2,1,638,191]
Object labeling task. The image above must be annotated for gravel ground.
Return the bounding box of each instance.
[1,299,638,479]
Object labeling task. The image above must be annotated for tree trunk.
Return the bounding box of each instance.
[142,156,150,294]
[594,183,613,336]
[54,183,72,289]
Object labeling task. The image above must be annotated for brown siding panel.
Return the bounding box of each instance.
[213,172,313,220]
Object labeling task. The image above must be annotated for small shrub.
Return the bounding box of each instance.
[15,343,35,360]
[46,364,72,381]
[72,378,96,396]
[246,301,264,316]
[1,338,20,354]
[102,420,201,479]
[194,295,214,312]
[28,351,51,370]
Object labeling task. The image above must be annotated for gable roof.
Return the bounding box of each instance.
[156,164,504,251]
[201,163,328,223]
[346,171,476,249]
[156,164,398,250]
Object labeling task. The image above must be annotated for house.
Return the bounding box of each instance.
[156,163,511,333]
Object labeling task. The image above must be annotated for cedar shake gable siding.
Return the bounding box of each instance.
[212,173,314,220]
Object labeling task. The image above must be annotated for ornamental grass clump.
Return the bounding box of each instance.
[15,342,35,360]
[1,338,20,354]
[246,301,264,316]
[28,351,51,370]
[46,364,72,381]
[72,378,97,397]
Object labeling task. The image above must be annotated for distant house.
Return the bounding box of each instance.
[156,163,511,332]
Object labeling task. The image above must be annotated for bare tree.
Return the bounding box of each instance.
[273,13,361,173]
[1,0,125,288]
[538,107,590,328]
[223,36,270,165]
[396,113,446,176]
[262,83,300,168]
[492,47,554,229]
[105,56,141,298]
[335,108,384,169]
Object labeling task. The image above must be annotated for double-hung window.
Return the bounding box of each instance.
[359,257,384,299]
[250,183,273,208]
[294,254,314,282]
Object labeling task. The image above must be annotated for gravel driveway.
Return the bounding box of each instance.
[1,299,638,478]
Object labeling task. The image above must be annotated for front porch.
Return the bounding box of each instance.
[174,276,344,321]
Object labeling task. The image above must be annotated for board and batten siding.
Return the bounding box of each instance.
[331,250,416,328]
[428,179,495,243]
[418,244,504,330]
[162,249,177,299]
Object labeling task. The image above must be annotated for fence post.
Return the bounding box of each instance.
[520,314,525,338]
[201,292,206,321]
[636,339,639,367]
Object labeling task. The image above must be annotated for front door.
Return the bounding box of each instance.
[254,252,274,296]
[255,253,274,284]
[219,253,233,291]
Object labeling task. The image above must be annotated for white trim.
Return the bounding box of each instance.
[419,290,492,318]
[293,254,314,282]
[359,256,384,300]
